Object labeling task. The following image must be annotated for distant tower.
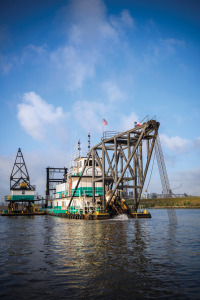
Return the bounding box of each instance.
[10,148,35,191]
[7,148,36,210]
[78,140,81,158]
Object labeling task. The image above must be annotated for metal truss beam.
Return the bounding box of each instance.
[10,148,35,191]
[46,167,68,207]
[68,119,160,212]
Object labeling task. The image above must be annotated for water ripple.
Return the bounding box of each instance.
[0,210,199,299]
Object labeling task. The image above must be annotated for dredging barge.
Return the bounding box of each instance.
[45,119,160,219]
[2,119,160,219]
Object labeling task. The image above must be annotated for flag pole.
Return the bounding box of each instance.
[102,119,107,139]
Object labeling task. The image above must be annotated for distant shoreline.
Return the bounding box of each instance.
[146,207,200,209]
[127,196,200,209]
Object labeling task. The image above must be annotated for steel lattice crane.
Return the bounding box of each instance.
[10,148,35,191]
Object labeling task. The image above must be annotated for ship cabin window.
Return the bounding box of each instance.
[88,160,99,166]
[82,159,99,167]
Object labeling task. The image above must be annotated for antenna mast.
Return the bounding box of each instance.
[78,140,81,158]
[88,133,91,153]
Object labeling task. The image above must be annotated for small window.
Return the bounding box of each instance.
[22,191,25,194]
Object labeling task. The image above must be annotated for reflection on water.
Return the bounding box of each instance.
[167,208,177,225]
[0,210,200,299]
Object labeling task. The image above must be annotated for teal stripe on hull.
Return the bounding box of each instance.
[11,195,34,201]
[56,187,103,198]
[48,209,67,214]
[72,187,103,197]
[48,206,84,215]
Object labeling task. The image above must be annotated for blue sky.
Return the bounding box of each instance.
[0,0,200,199]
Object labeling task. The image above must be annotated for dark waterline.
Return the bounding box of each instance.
[0,209,199,299]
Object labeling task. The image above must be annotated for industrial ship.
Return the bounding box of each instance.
[46,119,161,219]
[47,154,110,219]
[2,119,161,219]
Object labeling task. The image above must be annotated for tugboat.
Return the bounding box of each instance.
[47,150,110,219]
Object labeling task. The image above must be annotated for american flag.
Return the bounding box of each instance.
[103,119,107,125]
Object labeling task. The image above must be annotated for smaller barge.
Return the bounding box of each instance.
[2,148,44,216]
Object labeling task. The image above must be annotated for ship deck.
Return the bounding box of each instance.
[1,212,46,216]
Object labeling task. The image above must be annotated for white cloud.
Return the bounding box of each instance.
[0,154,14,200]
[143,163,200,196]
[1,0,135,92]
[148,37,185,64]
[0,54,13,74]
[51,46,95,91]
[17,92,66,140]
[72,80,127,133]
[66,0,117,45]
[160,134,190,153]
[102,81,125,102]
[0,45,48,74]
[20,44,48,65]
[119,112,139,132]
[170,167,200,196]
[73,100,107,133]
[194,137,200,149]
[49,0,134,90]
[160,38,185,54]
[110,9,135,31]
[120,9,135,28]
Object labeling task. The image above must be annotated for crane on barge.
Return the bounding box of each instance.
[68,118,160,217]
[3,148,42,215]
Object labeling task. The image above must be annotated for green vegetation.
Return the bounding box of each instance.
[126,197,200,208]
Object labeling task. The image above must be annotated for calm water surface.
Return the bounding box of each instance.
[0,209,199,299]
